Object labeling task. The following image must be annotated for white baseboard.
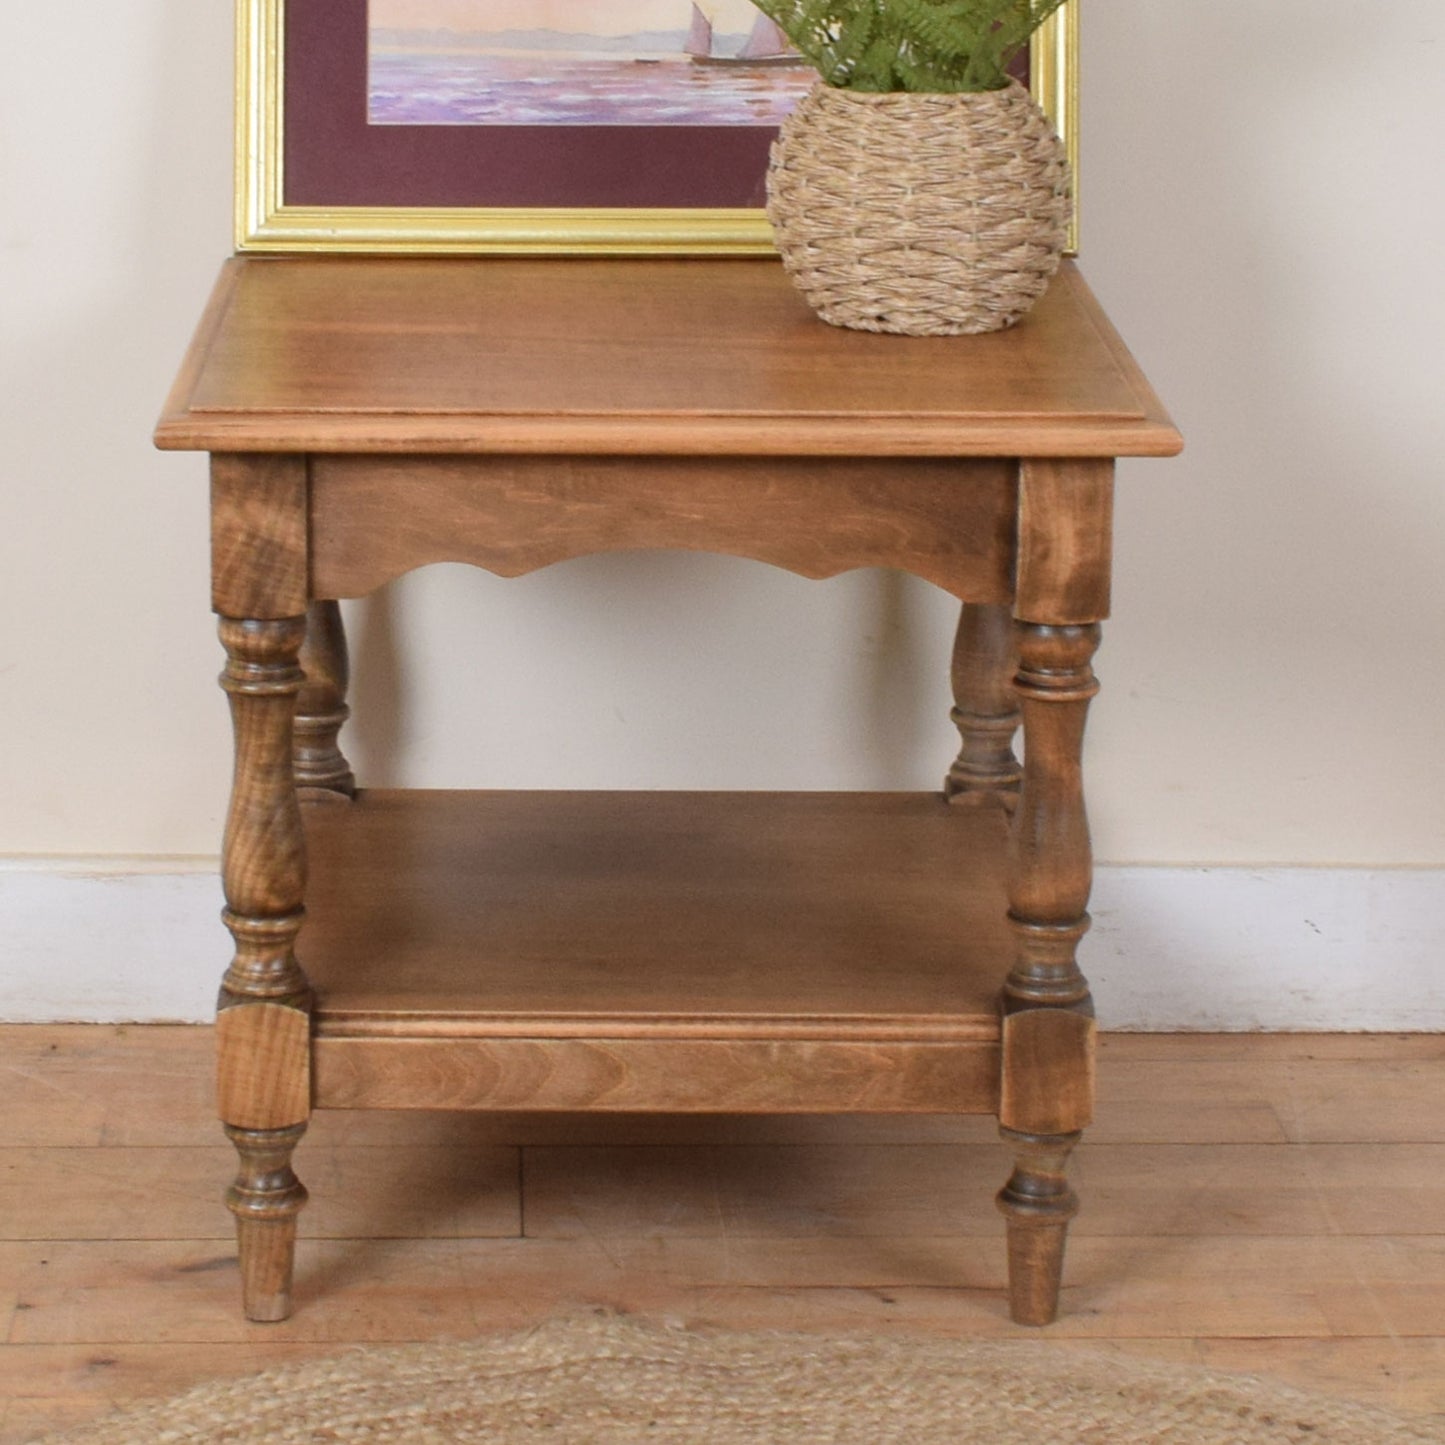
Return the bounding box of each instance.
[0,861,225,1023]
[1,860,1441,1029]
[1088,867,1445,1031]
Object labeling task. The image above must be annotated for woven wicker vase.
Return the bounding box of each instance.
[767,81,1070,336]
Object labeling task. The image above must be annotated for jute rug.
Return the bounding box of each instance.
[34,1311,1445,1444]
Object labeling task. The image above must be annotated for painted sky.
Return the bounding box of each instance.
[370,1,761,36]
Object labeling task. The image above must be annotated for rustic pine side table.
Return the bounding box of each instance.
[156,256,1180,1326]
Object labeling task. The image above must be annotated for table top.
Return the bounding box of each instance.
[156,256,1182,459]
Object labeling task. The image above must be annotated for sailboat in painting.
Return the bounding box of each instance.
[686,2,800,65]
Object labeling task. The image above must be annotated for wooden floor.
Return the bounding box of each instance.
[2,1028,1444,1440]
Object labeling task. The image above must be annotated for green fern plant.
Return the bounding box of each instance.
[751,0,1069,93]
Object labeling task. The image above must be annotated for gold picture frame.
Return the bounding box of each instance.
[236,0,1079,255]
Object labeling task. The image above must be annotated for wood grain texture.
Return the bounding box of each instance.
[22,1132,1445,1247]
[0,1142,520,1241]
[155,260,242,437]
[214,1004,310,1132]
[944,602,1022,805]
[295,601,356,800]
[1005,623,1101,1001]
[1015,458,1115,624]
[210,455,307,620]
[999,1009,1096,1136]
[309,455,1016,602]
[168,253,1189,1328]
[313,1037,1001,1115]
[154,259,1184,458]
[12,1231,1445,1351]
[224,1124,308,1323]
[217,616,309,1002]
[232,1215,300,1325]
[995,622,1101,1323]
[217,617,313,1321]
[9,1030,1445,1441]
[28,1028,1445,1152]
[297,791,1011,1034]
[997,1128,1082,1326]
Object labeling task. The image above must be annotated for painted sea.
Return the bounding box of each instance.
[370,48,816,127]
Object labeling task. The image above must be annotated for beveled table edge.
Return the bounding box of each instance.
[154,258,1184,460]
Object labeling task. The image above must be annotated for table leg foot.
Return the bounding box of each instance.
[997,1127,1081,1326]
[225,1123,308,1323]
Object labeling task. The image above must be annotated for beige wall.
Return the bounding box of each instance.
[1079,0,1445,863]
[2,1,1442,866]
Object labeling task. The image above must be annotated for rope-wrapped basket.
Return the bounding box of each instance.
[767,81,1071,336]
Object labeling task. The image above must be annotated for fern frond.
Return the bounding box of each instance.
[751,0,1070,93]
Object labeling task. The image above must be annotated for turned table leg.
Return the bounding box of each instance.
[998,1127,1082,1324]
[996,619,1101,1326]
[217,614,312,1322]
[944,602,1021,807]
[295,600,356,801]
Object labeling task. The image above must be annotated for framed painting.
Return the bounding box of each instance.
[236,0,1078,254]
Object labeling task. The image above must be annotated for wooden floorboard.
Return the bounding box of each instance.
[3,1026,1445,1439]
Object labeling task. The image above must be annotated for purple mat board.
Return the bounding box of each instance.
[283,0,1033,212]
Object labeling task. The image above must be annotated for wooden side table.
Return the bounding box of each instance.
[156,256,1181,1326]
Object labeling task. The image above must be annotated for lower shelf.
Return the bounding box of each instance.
[301,790,1012,1114]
